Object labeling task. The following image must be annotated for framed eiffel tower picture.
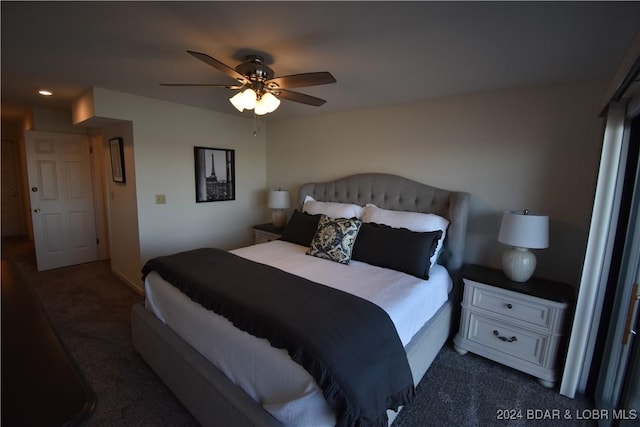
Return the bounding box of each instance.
[194,146,235,203]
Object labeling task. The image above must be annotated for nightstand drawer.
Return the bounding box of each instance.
[469,282,552,329]
[468,313,548,366]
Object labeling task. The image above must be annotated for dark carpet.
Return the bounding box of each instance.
[2,237,595,426]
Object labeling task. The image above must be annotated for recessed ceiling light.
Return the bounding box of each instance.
[38,90,53,96]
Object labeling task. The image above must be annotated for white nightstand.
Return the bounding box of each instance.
[453,264,574,388]
[253,223,283,244]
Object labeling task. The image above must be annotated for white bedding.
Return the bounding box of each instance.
[144,240,452,426]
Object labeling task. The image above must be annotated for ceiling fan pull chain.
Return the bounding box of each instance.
[253,112,259,136]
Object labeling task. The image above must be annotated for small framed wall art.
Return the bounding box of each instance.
[194,146,235,202]
[109,137,126,183]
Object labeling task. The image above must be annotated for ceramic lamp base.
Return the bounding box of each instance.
[502,247,536,282]
[271,210,287,229]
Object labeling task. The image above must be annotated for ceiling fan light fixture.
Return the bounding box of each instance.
[229,88,258,112]
[230,88,280,115]
[260,92,281,113]
[241,88,257,110]
[254,100,269,116]
[229,91,246,112]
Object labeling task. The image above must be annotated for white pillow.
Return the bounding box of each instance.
[302,196,364,219]
[361,203,449,267]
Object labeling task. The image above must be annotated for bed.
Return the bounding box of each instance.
[131,173,470,427]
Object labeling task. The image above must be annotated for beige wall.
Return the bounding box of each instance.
[4,80,606,288]
[266,80,606,285]
[99,121,140,290]
[81,88,267,291]
[30,106,87,135]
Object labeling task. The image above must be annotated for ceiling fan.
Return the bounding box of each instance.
[161,51,337,115]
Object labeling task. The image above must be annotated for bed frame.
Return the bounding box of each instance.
[132,173,470,427]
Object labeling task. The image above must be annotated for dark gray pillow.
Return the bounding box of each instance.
[280,210,322,247]
[352,222,442,279]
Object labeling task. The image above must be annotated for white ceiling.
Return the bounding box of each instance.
[2,1,639,122]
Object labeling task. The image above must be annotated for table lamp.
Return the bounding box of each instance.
[498,210,549,282]
[268,189,290,229]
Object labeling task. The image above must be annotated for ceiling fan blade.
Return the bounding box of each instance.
[160,83,243,89]
[187,50,249,84]
[266,72,336,89]
[274,89,327,106]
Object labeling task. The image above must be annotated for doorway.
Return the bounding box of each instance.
[24,130,99,271]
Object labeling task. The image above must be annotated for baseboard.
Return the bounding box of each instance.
[111,267,144,295]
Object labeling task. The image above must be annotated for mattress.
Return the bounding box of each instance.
[144,240,452,426]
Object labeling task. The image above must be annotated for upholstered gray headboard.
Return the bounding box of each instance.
[298,173,470,273]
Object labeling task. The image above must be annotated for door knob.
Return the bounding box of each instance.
[33,208,40,213]
[31,187,38,192]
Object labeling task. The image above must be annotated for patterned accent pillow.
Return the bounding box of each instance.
[307,215,362,264]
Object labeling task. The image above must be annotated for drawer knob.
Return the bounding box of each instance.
[493,330,518,343]
[506,303,513,309]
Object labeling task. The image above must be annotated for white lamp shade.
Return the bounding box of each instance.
[230,90,280,115]
[229,91,245,112]
[261,92,281,113]
[268,189,290,209]
[242,89,257,110]
[498,211,549,249]
[254,100,268,116]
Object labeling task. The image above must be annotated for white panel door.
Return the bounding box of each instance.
[25,130,98,271]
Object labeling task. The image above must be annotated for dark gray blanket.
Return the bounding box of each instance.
[141,248,414,427]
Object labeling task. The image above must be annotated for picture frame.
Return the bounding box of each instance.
[194,146,235,203]
[109,137,125,183]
